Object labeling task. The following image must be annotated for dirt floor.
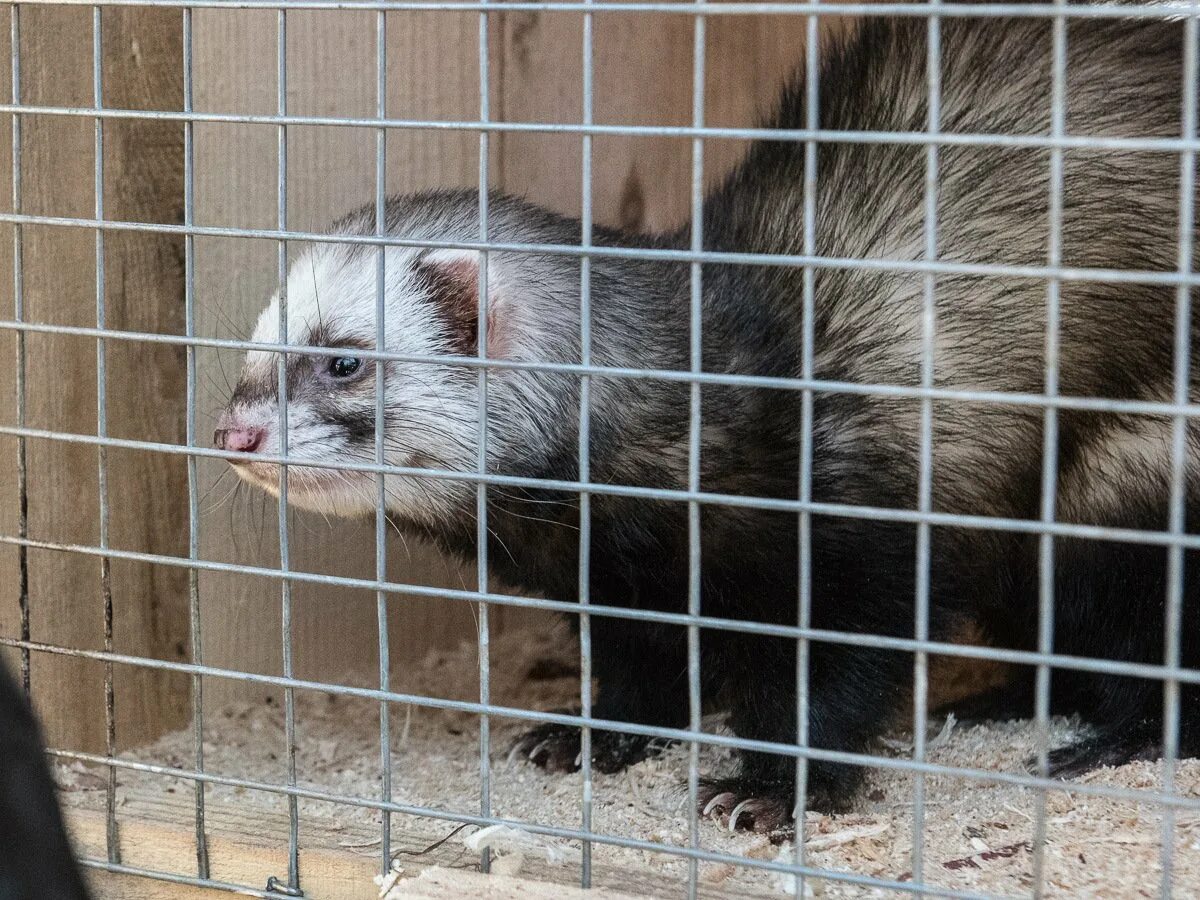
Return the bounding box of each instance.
[57,621,1200,898]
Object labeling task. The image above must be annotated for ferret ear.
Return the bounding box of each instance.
[413,248,508,358]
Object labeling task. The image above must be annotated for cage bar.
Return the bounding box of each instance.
[9,1,28,698]
[90,3,121,868]
[475,2,492,875]
[0,644,1184,812]
[272,8,302,894]
[793,0,820,894]
[7,535,1200,691]
[578,0,595,888]
[12,101,1200,152]
[373,3,393,881]
[4,1,1198,18]
[1030,3,1068,897]
[909,0,941,885]
[180,1,210,881]
[0,3,1195,898]
[685,9,706,898]
[1161,6,1199,895]
[11,206,1200,285]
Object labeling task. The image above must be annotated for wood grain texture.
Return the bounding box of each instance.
[63,786,775,899]
[70,800,380,900]
[0,5,191,753]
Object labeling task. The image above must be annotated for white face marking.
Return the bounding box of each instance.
[227,242,483,524]
[222,196,585,527]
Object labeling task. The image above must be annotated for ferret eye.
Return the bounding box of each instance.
[328,357,361,378]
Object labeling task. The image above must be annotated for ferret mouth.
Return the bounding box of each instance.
[230,459,365,498]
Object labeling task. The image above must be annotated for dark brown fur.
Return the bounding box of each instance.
[225,2,1200,828]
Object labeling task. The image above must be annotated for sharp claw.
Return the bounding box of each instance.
[527,739,551,763]
[573,750,584,768]
[702,791,736,819]
[505,742,524,768]
[728,799,753,832]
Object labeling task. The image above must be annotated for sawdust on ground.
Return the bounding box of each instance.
[57,621,1200,898]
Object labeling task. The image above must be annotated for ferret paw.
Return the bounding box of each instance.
[697,780,795,836]
[698,760,859,834]
[510,720,583,773]
[509,712,674,774]
[1030,727,1162,781]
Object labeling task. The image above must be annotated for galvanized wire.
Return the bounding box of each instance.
[685,13,705,898]
[475,5,493,876]
[20,410,1200,553]
[577,0,595,887]
[10,636,1198,813]
[1031,5,1067,897]
[273,9,302,893]
[8,2,27,699]
[11,100,1200,152]
[909,0,942,887]
[8,205,1200,284]
[1,3,1195,899]
[181,3,210,881]
[1,1,1196,18]
[793,0,819,893]
[1160,6,1199,895]
[91,5,120,867]
[6,532,1200,691]
[18,315,1200,418]
[374,5,393,882]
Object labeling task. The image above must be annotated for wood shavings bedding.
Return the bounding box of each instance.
[59,620,1200,898]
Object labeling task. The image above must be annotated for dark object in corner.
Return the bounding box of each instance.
[0,658,91,900]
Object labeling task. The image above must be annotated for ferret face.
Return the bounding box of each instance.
[215,193,584,525]
[216,241,502,523]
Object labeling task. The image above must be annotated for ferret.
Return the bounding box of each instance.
[0,659,91,899]
[217,1,1200,831]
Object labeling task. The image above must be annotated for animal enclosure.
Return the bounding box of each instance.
[1,0,1199,898]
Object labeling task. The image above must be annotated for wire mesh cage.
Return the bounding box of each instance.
[1,1,1199,898]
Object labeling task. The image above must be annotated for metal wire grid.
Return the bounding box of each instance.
[2,2,1199,899]
[1162,11,1199,895]
[579,0,596,884]
[374,5,394,885]
[687,12,705,895]
[476,4,494,878]
[1029,2,1065,891]
[792,5,820,897]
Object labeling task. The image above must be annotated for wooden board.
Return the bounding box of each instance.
[0,4,192,752]
[70,798,380,899]
[62,786,779,900]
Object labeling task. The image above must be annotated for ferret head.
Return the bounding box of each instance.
[215,191,582,525]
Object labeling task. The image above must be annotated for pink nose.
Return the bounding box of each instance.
[214,426,265,454]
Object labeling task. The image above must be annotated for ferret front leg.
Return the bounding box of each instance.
[698,634,909,834]
[511,618,689,774]
[700,515,922,832]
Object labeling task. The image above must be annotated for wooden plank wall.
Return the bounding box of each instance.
[2,5,854,743]
[0,5,192,753]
